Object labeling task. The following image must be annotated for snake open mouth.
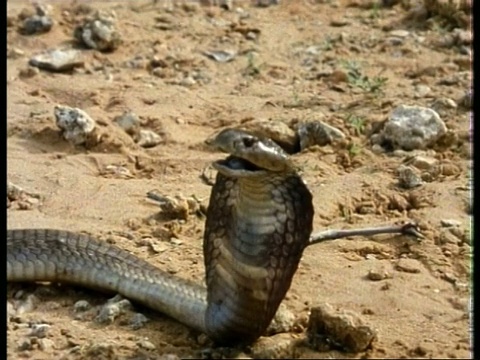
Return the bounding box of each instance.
[214,156,265,176]
[218,156,263,171]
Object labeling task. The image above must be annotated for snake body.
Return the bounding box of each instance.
[7,129,314,345]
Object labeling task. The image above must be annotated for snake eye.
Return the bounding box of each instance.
[242,136,255,148]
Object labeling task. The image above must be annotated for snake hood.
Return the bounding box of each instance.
[206,129,294,177]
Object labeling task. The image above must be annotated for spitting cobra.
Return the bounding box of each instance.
[7,128,314,345]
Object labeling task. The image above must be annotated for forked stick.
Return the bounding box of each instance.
[308,222,423,246]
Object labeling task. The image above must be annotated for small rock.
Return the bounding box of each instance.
[452,28,472,45]
[73,300,91,312]
[101,165,133,179]
[29,49,84,72]
[440,219,462,227]
[18,66,40,78]
[154,14,176,30]
[113,111,140,134]
[203,49,236,63]
[249,333,298,359]
[147,192,201,221]
[16,294,38,314]
[385,37,404,46]
[453,56,471,71]
[29,324,50,338]
[297,120,345,150]
[21,14,53,35]
[457,90,472,109]
[17,339,33,351]
[7,301,16,320]
[330,18,350,27]
[397,165,423,189]
[197,333,210,346]
[38,338,55,351]
[74,10,122,52]
[411,344,431,356]
[179,76,197,87]
[54,105,97,146]
[371,144,385,154]
[85,342,115,357]
[147,240,168,253]
[408,155,438,170]
[266,303,296,335]
[431,97,458,112]
[170,238,183,246]
[137,339,156,351]
[256,0,281,7]
[389,30,410,38]
[395,258,421,274]
[413,84,431,98]
[441,272,457,284]
[366,266,390,281]
[129,313,149,330]
[7,47,25,59]
[159,354,181,360]
[327,69,349,84]
[376,105,447,150]
[447,296,469,311]
[135,129,164,148]
[308,303,377,352]
[19,3,53,34]
[18,7,36,21]
[96,296,132,324]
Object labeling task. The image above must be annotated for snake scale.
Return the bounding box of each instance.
[7,129,314,345]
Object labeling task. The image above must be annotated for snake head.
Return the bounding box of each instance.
[206,129,293,177]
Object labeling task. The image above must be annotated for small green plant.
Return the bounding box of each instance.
[291,86,301,106]
[341,60,388,95]
[369,2,381,19]
[243,52,261,77]
[345,114,367,135]
[321,36,334,51]
[348,143,362,157]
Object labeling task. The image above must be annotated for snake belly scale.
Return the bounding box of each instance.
[7,129,314,345]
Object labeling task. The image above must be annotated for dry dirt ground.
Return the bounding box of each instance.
[7,0,472,359]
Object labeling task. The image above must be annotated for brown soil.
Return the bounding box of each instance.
[7,1,472,359]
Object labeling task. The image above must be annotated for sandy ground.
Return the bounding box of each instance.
[7,0,472,359]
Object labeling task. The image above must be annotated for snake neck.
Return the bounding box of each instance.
[203,172,314,344]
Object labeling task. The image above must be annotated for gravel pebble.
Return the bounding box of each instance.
[297,120,345,150]
[137,339,156,350]
[114,111,140,134]
[29,49,84,72]
[440,219,462,227]
[96,296,132,324]
[17,339,33,351]
[136,129,164,148]
[308,303,377,352]
[37,338,55,351]
[54,105,97,146]
[29,324,50,338]
[129,313,149,330]
[16,294,38,315]
[409,155,438,170]
[397,165,423,189]
[7,301,16,320]
[74,10,122,52]
[367,266,390,281]
[73,300,91,312]
[266,303,296,335]
[395,258,422,274]
[373,105,447,151]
